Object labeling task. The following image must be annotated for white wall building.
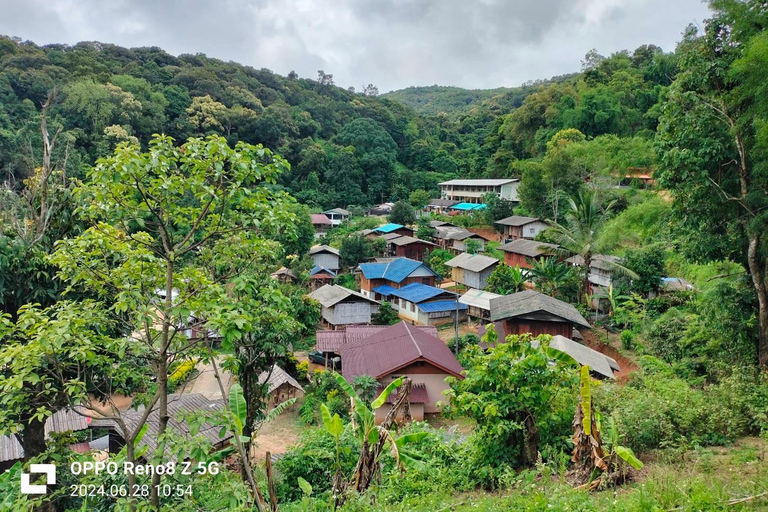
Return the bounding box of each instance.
[438,179,520,204]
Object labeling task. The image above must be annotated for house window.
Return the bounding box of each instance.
[410,303,415,312]
[400,299,405,308]
[529,228,535,234]
[422,277,431,285]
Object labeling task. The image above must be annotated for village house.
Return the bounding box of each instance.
[459,288,503,323]
[427,198,459,214]
[309,284,381,329]
[432,224,466,249]
[270,267,298,284]
[315,324,438,360]
[489,289,591,338]
[386,235,437,261]
[565,254,622,290]
[309,245,340,272]
[448,229,489,253]
[323,207,351,226]
[338,321,464,423]
[445,253,500,290]
[309,265,336,291]
[357,257,440,299]
[438,178,520,205]
[367,203,394,216]
[373,223,415,238]
[495,215,550,242]
[311,213,332,239]
[498,239,559,269]
[258,365,304,408]
[374,282,466,326]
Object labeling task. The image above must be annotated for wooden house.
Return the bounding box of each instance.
[357,258,440,300]
[445,253,499,289]
[309,245,340,272]
[309,265,336,291]
[448,230,488,254]
[566,254,621,290]
[498,239,559,269]
[258,365,304,408]
[308,284,380,329]
[432,225,466,250]
[339,321,464,423]
[311,214,332,239]
[495,216,550,242]
[387,236,437,261]
[373,223,415,238]
[270,267,298,284]
[489,289,591,338]
[459,288,502,322]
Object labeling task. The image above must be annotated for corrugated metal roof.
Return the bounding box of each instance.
[309,245,340,256]
[309,284,379,307]
[316,324,438,352]
[535,336,617,380]
[0,407,90,463]
[446,253,499,273]
[418,300,468,313]
[309,265,337,277]
[498,239,559,257]
[270,267,297,279]
[447,229,482,241]
[389,283,453,303]
[433,226,466,240]
[459,289,503,311]
[324,208,350,216]
[388,236,436,247]
[311,214,332,225]
[358,258,438,283]
[566,254,621,271]
[371,284,399,296]
[90,394,232,458]
[379,233,403,241]
[382,383,430,404]
[429,220,455,228]
[495,215,543,227]
[489,290,591,328]
[339,322,464,380]
[374,223,406,233]
[428,199,459,208]
[439,179,519,186]
[258,365,304,394]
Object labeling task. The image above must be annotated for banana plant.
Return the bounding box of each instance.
[602,416,644,471]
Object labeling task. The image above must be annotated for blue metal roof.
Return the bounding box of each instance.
[358,258,438,283]
[310,265,336,277]
[450,202,488,211]
[372,284,399,296]
[418,300,468,313]
[389,283,451,303]
[374,223,405,233]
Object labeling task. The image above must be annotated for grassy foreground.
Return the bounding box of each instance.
[319,438,768,512]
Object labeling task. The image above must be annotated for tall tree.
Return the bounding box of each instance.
[655,0,768,368]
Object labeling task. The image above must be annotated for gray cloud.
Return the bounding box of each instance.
[0,0,710,91]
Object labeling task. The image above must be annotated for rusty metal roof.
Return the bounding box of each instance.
[316,324,438,352]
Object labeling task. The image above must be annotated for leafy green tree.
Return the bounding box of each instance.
[416,216,436,241]
[372,302,400,325]
[465,238,481,255]
[388,200,416,226]
[528,257,575,299]
[50,135,296,507]
[483,192,516,229]
[352,375,379,404]
[335,118,398,203]
[655,0,768,367]
[408,189,432,207]
[485,264,527,295]
[622,245,665,296]
[444,329,577,475]
[425,248,453,279]
[340,235,370,268]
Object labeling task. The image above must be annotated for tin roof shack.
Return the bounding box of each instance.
[309,245,340,272]
[445,253,499,290]
[448,229,488,254]
[339,321,464,423]
[375,282,466,326]
[89,394,233,458]
[373,223,415,238]
[495,216,550,242]
[387,235,437,261]
[459,288,502,322]
[323,208,351,227]
[565,254,622,290]
[427,199,459,213]
[270,267,298,284]
[489,289,591,338]
[357,258,440,300]
[309,265,336,291]
[309,284,380,329]
[432,224,466,250]
[311,214,332,239]
[258,365,304,409]
[0,408,90,470]
[498,239,559,269]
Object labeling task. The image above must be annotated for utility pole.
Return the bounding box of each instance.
[454,293,459,356]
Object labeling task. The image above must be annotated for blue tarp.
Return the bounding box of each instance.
[450,202,487,211]
[374,223,406,233]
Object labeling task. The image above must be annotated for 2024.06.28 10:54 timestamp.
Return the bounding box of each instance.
[70,484,193,498]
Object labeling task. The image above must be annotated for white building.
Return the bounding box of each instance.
[438,179,520,204]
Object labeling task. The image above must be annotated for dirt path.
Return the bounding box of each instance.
[185,357,234,399]
[437,323,478,343]
[580,330,639,383]
[252,409,302,461]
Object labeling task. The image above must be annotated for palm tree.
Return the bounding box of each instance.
[548,190,637,303]
[528,257,572,299]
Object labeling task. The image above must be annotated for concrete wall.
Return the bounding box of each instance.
[500,182,520,201]
[312,252,340,271]
[379,370,454,414]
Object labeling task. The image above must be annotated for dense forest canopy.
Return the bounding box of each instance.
[0,36,674,210]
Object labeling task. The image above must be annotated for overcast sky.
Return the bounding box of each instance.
[0,0,711,92]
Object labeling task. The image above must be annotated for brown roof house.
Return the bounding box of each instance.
[495,216,551,242]
[311,214,332,239]
[459,288,503,322]
[386,235,437,261]
[270,267,298,284]
[316,324,438,354]
[445,253,500,290]
[309,245,340,272]
[498,239,559,269]
[489,289,591,339]
[339,321,464,423]
[259,365,304,408]
[309,284,380,329]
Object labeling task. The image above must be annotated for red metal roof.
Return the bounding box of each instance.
[339,321,464,380]
[382,383,429,404]
[316,324,438,352]
[311,214,332,225]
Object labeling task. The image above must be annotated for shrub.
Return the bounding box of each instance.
[620,330,634,350]
[296,361,309,382]
[168,359,197,392]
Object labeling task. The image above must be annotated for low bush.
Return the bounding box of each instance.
[168,359,197,392]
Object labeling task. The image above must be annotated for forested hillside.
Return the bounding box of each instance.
[381,85,515,115]
[1,37,673,211]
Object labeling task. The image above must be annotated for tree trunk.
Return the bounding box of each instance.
[265,451,278,512]
[747,236,768,369]
[150,360,169,509]
[21,416,47,461]
[522,413,539,467]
